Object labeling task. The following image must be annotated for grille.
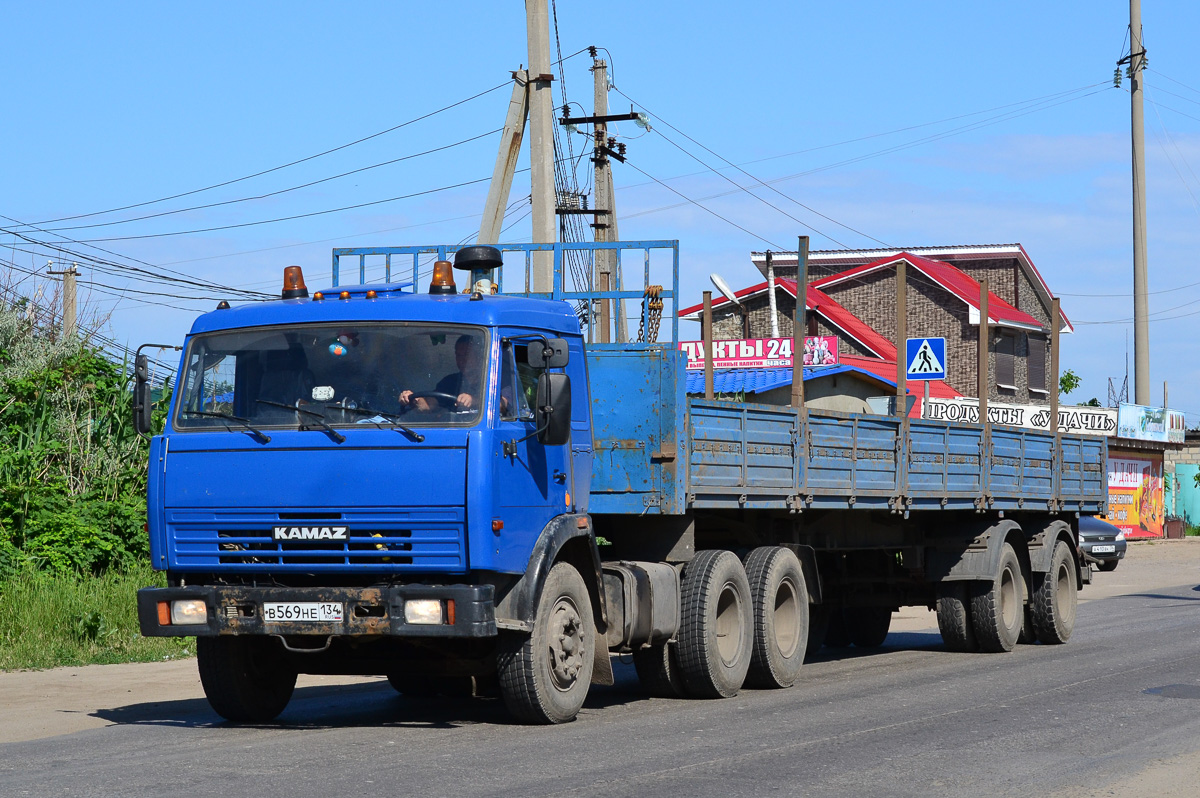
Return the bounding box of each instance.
[167,509,465,572]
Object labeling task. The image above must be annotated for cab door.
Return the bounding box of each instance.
[489,337,569,571]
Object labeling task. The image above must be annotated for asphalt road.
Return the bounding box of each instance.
[4,543,1200,798]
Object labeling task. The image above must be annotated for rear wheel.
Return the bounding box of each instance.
[971,542,1023,653]
[197,636,296,723]
[823,608,853,648]
[847,606,891,649]
[497,561,595,724]
[744,547,808,688]
[386,674,477,697]
[676,550,753,698]
[1032,540,1077,644]
[936,582,978,652]
[633,641,687,698]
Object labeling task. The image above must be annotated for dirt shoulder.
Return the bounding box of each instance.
[2,539,1197,745]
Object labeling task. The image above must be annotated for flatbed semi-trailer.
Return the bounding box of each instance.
[134,241,1106,723]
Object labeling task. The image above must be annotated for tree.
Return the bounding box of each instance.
[1059,369,1082,396]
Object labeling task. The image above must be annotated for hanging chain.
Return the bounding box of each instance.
[638,284,664,343]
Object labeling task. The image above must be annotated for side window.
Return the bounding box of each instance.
[499,341,543,421]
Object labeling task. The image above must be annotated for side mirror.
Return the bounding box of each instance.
[133,353,153,437]
[535,372,571,447]
[527,337,569,369]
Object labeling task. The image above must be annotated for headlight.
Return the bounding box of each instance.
[1116,530,1126,542]
[170,599,208,625]
[404,599,443,625]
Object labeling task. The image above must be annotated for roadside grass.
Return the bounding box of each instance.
[0,563,191,670]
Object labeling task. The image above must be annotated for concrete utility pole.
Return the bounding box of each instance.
[592,56,628,342]
[1129,0,1151,403]
[47,262,78,339]
[526,0,556,292]
[766,251,780,338]
[479,71,530,245]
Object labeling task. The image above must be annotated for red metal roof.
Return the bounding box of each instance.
[810,252,1045,330]
[677,279,898,360]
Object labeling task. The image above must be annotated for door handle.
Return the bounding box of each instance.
[553,470,567,484]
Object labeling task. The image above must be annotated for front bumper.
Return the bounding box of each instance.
[137,583,495,638]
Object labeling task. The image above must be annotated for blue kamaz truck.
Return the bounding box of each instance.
[134,241,1106,724]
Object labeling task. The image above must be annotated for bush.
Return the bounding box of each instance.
[0,303,167,577]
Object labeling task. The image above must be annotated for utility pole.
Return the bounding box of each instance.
[592,55,627,342]
[1129,0,1151,403]
[479,71,530,245]
[526,0,556,293]
[895,260,907,417]
[47,262,78,339]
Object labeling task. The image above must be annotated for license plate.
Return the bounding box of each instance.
[1092,545,1116,554]
[262,602,344,622]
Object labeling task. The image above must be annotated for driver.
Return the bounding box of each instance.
[399,335,483,412]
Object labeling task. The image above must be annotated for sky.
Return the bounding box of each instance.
[3,2,1199,421]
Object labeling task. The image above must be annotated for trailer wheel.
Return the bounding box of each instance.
[1031,540,1077,644]
[386,674,476,697]
[970,542,1023,652]
[497,561,595,724]
[197,636,296,723]
[847,606,891,649]
[676,550,753,698]
[744,547,808,688]
[633,641,688,698]
[936,583,978,652]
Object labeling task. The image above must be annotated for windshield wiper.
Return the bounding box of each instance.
[181,410,271,444]
[324,404,426,442]
[255,399,346,444]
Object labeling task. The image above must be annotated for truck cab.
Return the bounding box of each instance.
[137,248,608,724]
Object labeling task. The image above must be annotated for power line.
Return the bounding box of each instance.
[621,85,1111,223]
[16,82,512,229]
[613,87,884,247]
[40,128,502,234]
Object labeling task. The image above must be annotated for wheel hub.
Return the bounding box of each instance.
[548,599,586,691]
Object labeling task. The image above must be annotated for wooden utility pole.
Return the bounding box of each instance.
[526,0,555,292]
[978,278,990,427]
[47,262,78,339]
[702,291,715,400]
[479,71,530,245]
[895,260,907,417]
[1050,297,1061,434]
[791,236,808,409]
[1129,0,1150,404]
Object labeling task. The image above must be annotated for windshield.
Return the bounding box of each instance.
[174,323,490,431]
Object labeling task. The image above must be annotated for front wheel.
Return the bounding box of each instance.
[197,636,296,723]
[497,561,595,724]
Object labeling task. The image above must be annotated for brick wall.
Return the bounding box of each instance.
[710,291,876,359]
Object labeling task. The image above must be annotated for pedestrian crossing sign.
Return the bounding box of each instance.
[906,337,946,380]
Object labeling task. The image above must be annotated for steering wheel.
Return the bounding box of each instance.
[403,391,471,413]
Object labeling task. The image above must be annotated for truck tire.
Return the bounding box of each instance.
[847,606,891,649]
[805,605,830,660]
[633,641,688,698]
[1031,540,1077,644]
[936,582,978,652]
[744,547,808,688]
[197,636,296,723]
[497,561,595,724]
[676,550,753,698]
[970,542,1023,653]
[386,674,476,697]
